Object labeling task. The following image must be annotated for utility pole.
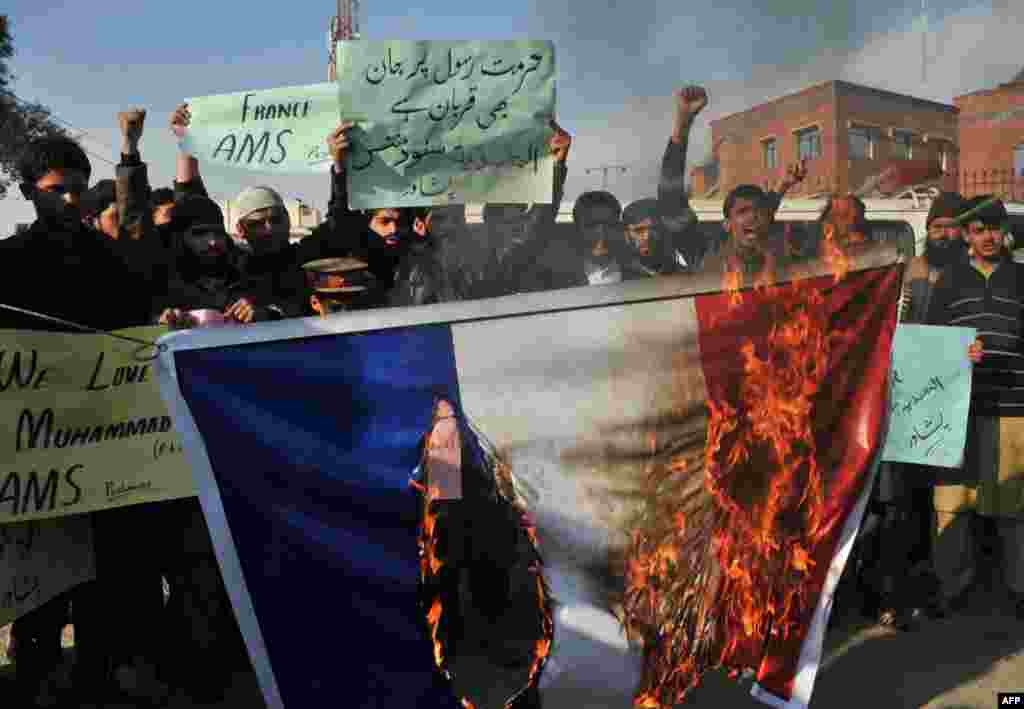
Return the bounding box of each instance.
[921,0,928,85]
[584,164,630,190]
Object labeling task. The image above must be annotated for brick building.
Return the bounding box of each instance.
[955,74,1024,200]
[691,80,959,198]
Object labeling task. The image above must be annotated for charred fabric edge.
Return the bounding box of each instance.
[414,400,554,708]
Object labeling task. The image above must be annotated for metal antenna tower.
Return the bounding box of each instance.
[328,0,361,81]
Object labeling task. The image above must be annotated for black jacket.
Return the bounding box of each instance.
[294,168,364,267]
[0,219,156,332]
[389,222,503,308]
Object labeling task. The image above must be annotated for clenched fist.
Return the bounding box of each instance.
[118,108,146,151]
[170,104,191,141]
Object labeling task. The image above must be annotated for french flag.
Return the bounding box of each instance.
[156,248,901,709]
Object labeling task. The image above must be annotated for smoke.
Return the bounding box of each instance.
[529,0,1022,205]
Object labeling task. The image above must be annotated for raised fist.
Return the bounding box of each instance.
[170,103,190,140]
[118,108,147,144]
[675,86,709,121]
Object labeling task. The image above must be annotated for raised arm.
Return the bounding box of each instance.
[764,160,807,216]
[115,108,152,242]
[170,103,209,199]
[657,86,708,269]
[114,108,173,312]
[296,121,377,265]
[496,120,571,284]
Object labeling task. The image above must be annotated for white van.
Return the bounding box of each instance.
[467,195,1024,260]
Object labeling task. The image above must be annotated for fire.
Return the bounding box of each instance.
[722,267,743,308]
[623,226,855,704]
[414,479,448,676]
[414,405,554,709]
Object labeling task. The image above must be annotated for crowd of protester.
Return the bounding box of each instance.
[1,82,1022,707]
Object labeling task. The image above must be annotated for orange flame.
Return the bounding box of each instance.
[414,413,554,709]
[723,267,743,308]
[624,239,852,704]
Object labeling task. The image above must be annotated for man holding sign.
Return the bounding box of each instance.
[335,40,557,210]
[927,195,1024,620]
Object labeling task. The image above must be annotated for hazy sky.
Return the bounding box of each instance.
[1,0,1020,230]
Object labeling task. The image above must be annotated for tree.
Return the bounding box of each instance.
[1,15,67,199]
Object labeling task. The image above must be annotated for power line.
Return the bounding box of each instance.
[2,87,117,166]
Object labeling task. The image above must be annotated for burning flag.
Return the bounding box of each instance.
[157,244,901,709]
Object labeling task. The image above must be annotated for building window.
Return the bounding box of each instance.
[1015,144,1024,177]
[937,141,948,172]
[763,138,777,169]
[796,127,821,161]
[893,129,914,160]
[848,125,876,160]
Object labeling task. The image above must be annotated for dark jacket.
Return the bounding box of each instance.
[238,246,309,318]
[901,255,944,325]
[0,156,166,332]
[389,219,503,308]
[294,168,364,266]
[655,139,704,272]
[928,256,1024,416]
[0,220,156,332]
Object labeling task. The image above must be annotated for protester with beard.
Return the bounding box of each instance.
[858,193,971,631]
[230,185,308,318]
[620,197,698,278]
[622,86,708,276]
[157,195,268,324]
[901,192,969,322]
[388,205,479,306]
[927,196,1024,621]
[293,121,411,306]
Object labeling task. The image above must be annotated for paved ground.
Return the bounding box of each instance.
[2,581,1022,708]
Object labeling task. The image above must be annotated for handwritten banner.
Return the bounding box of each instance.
[183,83,341,174]
[882,324,975,467]
[0,327,195,525]
[0,516,95,627]
[336,39,556,208]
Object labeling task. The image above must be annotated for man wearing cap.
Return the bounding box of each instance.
[863,193,971,629]
[303,256,378,316]
[927,195,1024,620]
[902,192,969,322]
[231,185,308,318]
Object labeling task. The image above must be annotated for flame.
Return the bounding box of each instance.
[414,408,554,709]
[623,236,853,704]
[414,479,448,676]
[820,195,869,282]
[722,267,743,308]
